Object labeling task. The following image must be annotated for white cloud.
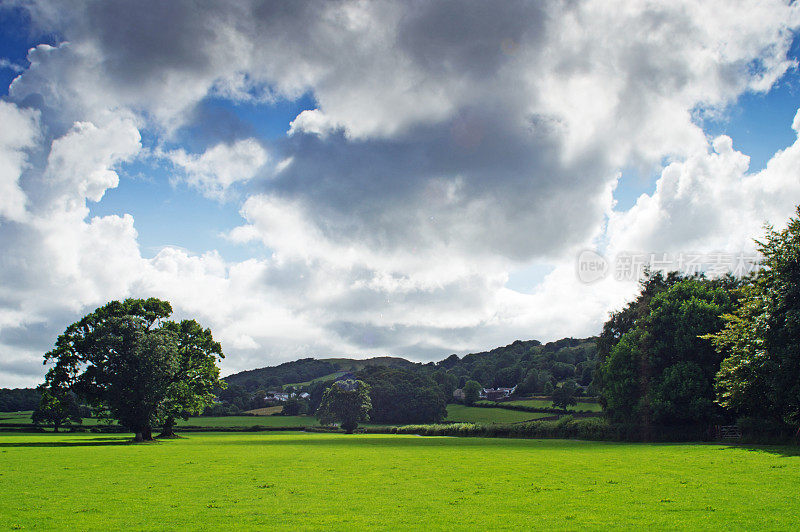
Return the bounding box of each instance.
[2,1,800,386]
[165,139,268,199]
[0,102,39,223]
[288,109,340,138]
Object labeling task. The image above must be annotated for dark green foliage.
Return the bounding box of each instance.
[43,298,224,441]
[281,397,308,416]
[316,380,372,433]
[463,380,482,406]
[709,206,800,429]
[431,370,459,403]
[551,380,579,410]
[31,388,83,431]
[0,388,41,412]
[437,337,597,394]
[598,278,735,426]
[357,367,447,424]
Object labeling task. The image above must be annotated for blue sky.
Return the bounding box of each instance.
[1,1,799,386]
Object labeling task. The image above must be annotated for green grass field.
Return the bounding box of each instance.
[480,399,604,412]
[444,404,548,424]
[177,415,314,428]
[1,431,798,529]
[0,411,33,424]
[1,404,539,430]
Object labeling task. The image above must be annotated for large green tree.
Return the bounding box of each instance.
[709,206,800,430]
[316,380,372,433]
[43,298,224,441]
[599,278,735,426]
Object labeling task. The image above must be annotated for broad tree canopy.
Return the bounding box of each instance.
[44,298,224,441]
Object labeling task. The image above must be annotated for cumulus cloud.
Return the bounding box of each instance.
[0,102,39,222]
[165,138,268,199]
[1,0,800,386]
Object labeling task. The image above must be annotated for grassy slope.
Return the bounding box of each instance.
[1,432,798,529]
[281,371,347,390]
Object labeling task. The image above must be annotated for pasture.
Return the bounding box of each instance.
[443,404,547,423]
[480,399,604,412]
[0,404,537,431]
[1,431,798,530]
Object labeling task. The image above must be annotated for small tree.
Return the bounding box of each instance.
[316,380,371,433]
[551,380,579,410]
[282,397,308,416]
[463,380,482,406]
[31,388,83,432]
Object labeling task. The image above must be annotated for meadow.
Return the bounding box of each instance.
[442,404,548,423]
[479,399,604,412]
[0,404,539,430]
[1,431,798,530]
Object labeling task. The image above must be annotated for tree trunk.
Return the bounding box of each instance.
[133,426,154,442]
[158,416,177,438]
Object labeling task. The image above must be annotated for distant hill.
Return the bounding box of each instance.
[224,356,416,391]
[223,337,597,393]
[436,337,598,392]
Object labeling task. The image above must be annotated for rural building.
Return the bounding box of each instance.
[453,388,465,401]
[266,392,291,402]
[265,391,311,401]
[480,386,517,401]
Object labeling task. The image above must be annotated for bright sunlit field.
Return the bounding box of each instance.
[1,431,798,530]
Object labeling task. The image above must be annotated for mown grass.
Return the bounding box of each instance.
[177,415,314,428]
[0,411,33,424]
[242,406,283,416]
[444,404,548,424]
[480,399,603,412]
[2,404,540,431]
[1,431,798,530]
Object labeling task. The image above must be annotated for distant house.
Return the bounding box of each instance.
[266,391,311,402]
[480,386,517,401]
[453,388,465,401]
[266,392,291,402]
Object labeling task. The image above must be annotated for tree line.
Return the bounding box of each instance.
[596,206,800,438]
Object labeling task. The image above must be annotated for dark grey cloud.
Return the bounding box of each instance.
[265,103,607,261]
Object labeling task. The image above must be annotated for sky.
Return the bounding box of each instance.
[1,1,800,388]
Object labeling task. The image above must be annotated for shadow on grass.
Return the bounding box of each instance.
[720,444,800,458]
[0,435,137,448]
